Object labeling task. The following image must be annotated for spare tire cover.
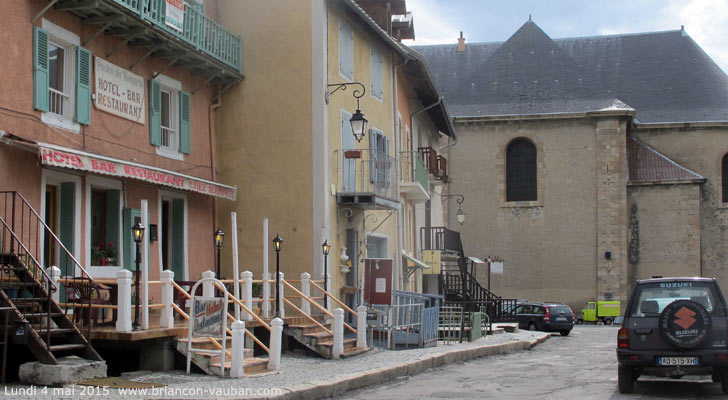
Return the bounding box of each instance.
[659,300,711,349]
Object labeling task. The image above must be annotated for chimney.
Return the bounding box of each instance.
[457,31,465,52]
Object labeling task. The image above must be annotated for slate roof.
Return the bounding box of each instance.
[413,21,728,123]
[627,137,705,184]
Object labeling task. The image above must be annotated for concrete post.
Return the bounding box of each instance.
[116,269,132,332]
[267,318,283,371]
[241,271,253,321]
[333,308,345,358]
[277,272,285,319]
[202,270,215,297]
[230,320,245,378]
[357,305,368,348]
[262,272,270,318]
[46,266,61,303]
[300,272,311,316]
[160,270,174,329]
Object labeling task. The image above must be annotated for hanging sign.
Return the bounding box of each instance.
[192,297,225,336]
[94,58,145,124]
[165,0,185,32]
[491,261,504,275]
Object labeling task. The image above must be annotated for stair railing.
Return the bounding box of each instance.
[0,216,54,350]
[283,280,356,334]
[309,280,359,326]
[0,191,99,339]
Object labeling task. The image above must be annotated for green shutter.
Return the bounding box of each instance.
[171,199,184,279]
[33,27,50,112]
[59,182,75,274]
[179,90,191,154]
[105,190,120,264]
[149,79,162,146]
[75,46,91,125]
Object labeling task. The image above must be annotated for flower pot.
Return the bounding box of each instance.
[344,150,362,159]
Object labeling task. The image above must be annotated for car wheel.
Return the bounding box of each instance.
[528,322,536,331]
[604,318,613,325]
[618,365,635,394]
[721,368,728,394]
[711,369,722,383]
[560,330,570,336]
[576,319,583,325]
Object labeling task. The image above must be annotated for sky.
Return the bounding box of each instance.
[402,0,728,73]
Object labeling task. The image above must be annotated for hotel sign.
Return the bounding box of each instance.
[192,297,225,337]
[94,57,145,124]
[165,0,185,32]
[39,145,237,200]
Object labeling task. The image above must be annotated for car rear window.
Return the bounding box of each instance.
[548,305,571,314]
[629,281,723,317]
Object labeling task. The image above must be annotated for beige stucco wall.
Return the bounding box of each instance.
[627,183,701,282]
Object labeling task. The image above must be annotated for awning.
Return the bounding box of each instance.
[38,143,236,200]
[468,256,485,264]
[402,251,430,270]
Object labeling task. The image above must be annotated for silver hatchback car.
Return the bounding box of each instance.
[617,277,728,394]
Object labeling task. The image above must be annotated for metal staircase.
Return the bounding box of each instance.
[0,191,103,378]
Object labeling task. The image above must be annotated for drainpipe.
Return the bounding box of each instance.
[410,96,443,150]
[440,116,458,151]
[209,86,222,256]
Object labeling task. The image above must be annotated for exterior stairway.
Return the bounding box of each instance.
[174,337,270,376]
[284,315,368,359]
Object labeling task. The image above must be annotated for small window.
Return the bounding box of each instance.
[160,89,178,150]
[506,138,537,202]
[48,42,68,117]
[150,75,190,159]
[722,153,728,203]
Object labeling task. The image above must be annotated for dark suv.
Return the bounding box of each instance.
[617,277,728,394]
[513,302,574,336]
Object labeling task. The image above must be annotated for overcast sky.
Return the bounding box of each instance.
[402,0,728,73]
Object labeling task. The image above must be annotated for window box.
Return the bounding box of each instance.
[344,150,362,159]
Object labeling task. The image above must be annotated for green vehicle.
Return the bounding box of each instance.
[577,300,621,325]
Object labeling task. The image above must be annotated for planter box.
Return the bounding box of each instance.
[344,150,362,159]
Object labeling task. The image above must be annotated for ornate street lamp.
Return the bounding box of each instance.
[322,240,330,309]
[327,82,368,142]
[442,194,466,226]
[131,222,144,331]
[272,234,283,318]
[214,227,224,278]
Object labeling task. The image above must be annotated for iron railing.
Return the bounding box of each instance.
[335,148,399,203]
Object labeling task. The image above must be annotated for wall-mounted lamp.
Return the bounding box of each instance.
[442,194,466,225]
[327,82,368,142]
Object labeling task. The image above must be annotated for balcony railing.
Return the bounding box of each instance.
[418,146,447,181]
[335,149,399,209]
[437,155,448,182]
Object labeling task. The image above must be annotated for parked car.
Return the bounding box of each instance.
[513,302,574,336]
[617,277,728,394]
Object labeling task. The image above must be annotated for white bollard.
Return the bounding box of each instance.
[46,266,61,303]
[277,272,285,319]
[241,271,253,321]
[230,320,246,378]
[267,318,283,371]
[116,269,132,332]
[262,272,270,318]
[357,305,368,348]
[160,270,174,329]
[333,308,344,358]
[301,272,311,316]
[202,270,215,297]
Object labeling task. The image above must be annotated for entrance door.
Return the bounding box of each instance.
[160,197,185,280]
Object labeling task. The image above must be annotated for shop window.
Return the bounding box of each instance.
[34,22,91,130]
[90,189,120,266]
[150,75,190,159]
[506,138,537,202]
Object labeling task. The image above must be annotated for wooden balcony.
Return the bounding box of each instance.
[51,0,243,83]
[418,147,448,183]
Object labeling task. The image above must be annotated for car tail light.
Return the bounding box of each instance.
[570,307,575,320]
[717,354,728,361]
[618,327,629,349]
[544,307,551,322]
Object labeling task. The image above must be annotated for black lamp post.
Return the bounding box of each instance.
[131,222,144,331]
[214,227,224,278]
[272,234,283,318]
[322,240,330,309]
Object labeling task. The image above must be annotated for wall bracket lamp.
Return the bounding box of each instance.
[326,82,368,142]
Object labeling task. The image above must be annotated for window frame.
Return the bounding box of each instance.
[41,19,79,133]
[154,74,183,160]
[722,153,728,204]
[84,176,124,277]
[501,136,543,207]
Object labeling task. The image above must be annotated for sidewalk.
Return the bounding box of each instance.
[2,330,550,399]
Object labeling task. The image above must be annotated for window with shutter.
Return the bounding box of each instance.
[33,27,50,112]
[339,19,354,79]
[179,91,191,154]
[151,75,186,160]
[149,79,162,146]
[39,20,81,132]
[371,45,383,100]
[506,138,538,201]
[75,46,91,125]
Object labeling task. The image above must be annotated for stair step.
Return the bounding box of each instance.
[340,347,370,358]
[210,356,268,370]
[303,331,332,339]
[11,297,48,302]
[48,343,87,352]
[317,338,356,347]
[23,312,63,318]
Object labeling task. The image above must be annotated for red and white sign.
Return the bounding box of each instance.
[39,145,236,200]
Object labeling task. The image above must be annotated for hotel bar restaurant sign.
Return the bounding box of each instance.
[39,145,237,200]
[192,297,225,336]
[165,0,185,32]
[94,57,145,124]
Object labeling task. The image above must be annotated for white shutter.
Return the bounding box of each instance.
[339,20,354,79]
[371,46,383,99]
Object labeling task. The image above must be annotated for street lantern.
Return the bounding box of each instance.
[322,240,330,309]
[214,227,224,278]
[273,234,283,317]
[131,222,144,331]
[326,82,368,142]
[456,207,466,225]
[350,109,368,142]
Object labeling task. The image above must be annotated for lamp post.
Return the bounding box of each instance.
[327,82,368,142]
[131,222,144,331]
[322,240,330,309]
[441,194,466,225]
[214,227,224,278]
[272,234,283,318]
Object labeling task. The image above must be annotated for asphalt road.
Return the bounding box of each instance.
[339,325,728,399]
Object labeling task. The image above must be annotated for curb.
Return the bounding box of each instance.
[274,333,550,400]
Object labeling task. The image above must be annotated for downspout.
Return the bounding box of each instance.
[439,115,458,151]
[410,96,443,149]
[209,85,222,258]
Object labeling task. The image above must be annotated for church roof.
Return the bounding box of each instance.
[627,137,705,184]
[413,21,728,123]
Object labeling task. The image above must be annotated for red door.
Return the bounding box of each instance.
[364,259,392,305]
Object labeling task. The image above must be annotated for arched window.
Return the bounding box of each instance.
[506,138,537,201]
[722,153,728,203]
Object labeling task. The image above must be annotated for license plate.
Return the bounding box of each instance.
[556,317,567,321]
[657,357,699,366]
